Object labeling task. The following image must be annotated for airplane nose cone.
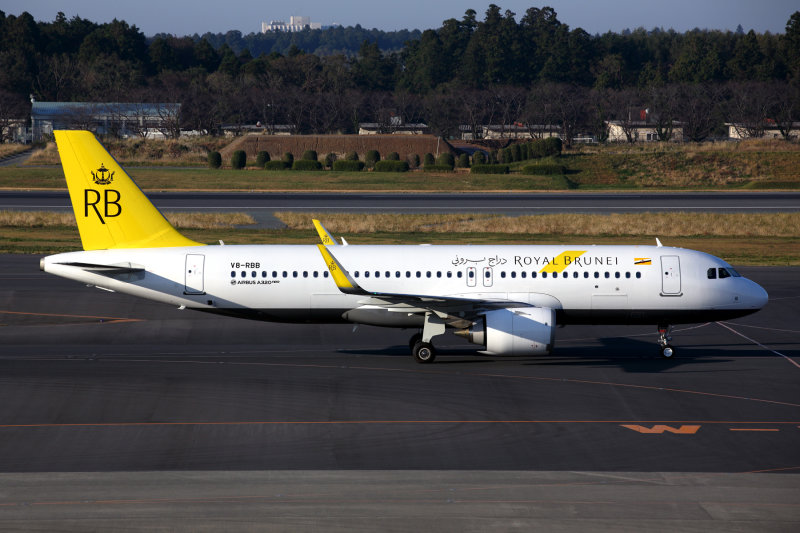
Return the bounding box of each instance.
[749,281,768,309]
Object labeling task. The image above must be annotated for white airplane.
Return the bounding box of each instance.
[41,131,768,363]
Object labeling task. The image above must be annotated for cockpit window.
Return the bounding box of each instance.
[729,268,741,277]
[707,268,717,279]
[718,268,731,279]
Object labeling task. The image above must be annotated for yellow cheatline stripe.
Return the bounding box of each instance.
[312,219,336,246]
[316,244,355,290]
[634,258,652,265]
[539,250,586,274]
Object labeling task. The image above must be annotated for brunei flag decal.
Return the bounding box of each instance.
[634,257,652,265]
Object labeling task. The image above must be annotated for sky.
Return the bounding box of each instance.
[2,0,796,37]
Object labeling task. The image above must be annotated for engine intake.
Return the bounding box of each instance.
[455,307,555,356]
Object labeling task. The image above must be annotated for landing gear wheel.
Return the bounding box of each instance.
[660,344,675,359]
[409,332,422,350]
[412,341,436,364]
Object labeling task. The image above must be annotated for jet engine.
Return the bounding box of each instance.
[455,307,555,356]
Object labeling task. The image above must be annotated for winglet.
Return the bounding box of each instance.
[656,237,663,247]
[312,219,337,246]
[316,244,365,295]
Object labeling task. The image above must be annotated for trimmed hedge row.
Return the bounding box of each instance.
[332,160,365,171]
[292,160,323,171]
[423,164,454,172]
[374,160,409,172]
[471,164,510,174]
[264,161,290,170]
[522,164,566,175]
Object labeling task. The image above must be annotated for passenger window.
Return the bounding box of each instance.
[594,272,599,278]
[635,272,641,279]
[447,272,452,278]
[426,271,431,278]
[262,271,266,278]
[313,271,318,278]
[573,272,578,278]
[625,272,630,279]
[292,271,298,278]
[230,271,236,278]
[604,272,610,278]
[272,271,278,278]
[500,272,506,278]
[364,271,369,278]
[584,272,589,278]
[718,268,731,279]
[303,271,308,278]
[457,271,463,278]
[468,271,474,278]
[485,271,490,278]
[416,271,421,278]
[241,271,246,277]
[282,271,287,278]
[707,268,716,279]
[437,271,442,278]
[396,271,401,277]
[324,271,329,278]
[562,272,568,278]
[374,271,379,278]
[542,272,548,278]
[251,271,256,278]
[406,271,411,278]
[615,272,620,278]
[511,272,516,278]
[531,272,537,278]
[521,272,526,278]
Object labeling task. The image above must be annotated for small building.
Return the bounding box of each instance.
[262,16,322,32]
[358,116,428,135]
[30,101,181,141]
[459,124,561,140]
[606,120,683,142]
[726,122,800,140]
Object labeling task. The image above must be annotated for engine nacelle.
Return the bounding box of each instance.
[456,307,555,356]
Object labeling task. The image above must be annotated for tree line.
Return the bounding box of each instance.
[0,6,798,143]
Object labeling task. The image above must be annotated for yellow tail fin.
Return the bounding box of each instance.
[54,130,202,250]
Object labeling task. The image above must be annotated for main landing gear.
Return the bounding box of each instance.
[657,325,675,359]
[409,312,447,364]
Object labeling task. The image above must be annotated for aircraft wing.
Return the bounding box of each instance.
[317,244,534,326]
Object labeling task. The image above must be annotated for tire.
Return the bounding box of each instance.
[661,345,675,359]
[413,341,436,364]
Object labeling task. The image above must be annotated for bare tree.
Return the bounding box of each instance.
[0,90,27,143]
[726,81,773,138]
[676,83,720,142]
[610,87,644,143]
[648,84,680,141]
[767,80,800,140]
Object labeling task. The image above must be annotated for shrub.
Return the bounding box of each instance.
[386,151,400,161]
[423,164,455,172]
[301,149,318,161]
[522,163,566,175]
[324,152,337,168]
[471,164,510,174]
[292,159,322,171]
[473,151,486,165]
[264,161,290,170]
[409,153,420,168]
[344,151,359,161]
[423,153,435,166]
[544,136,563,155]
[231,150,246,170]
[500,147,513,164]
[457,153,470,168]
[282,152,294,164]
[365,149,380,167]
[512,143,522,162]
[488,150,499,164]
[333,160,365,171]
[374,160,409,172]
[529,137,563,158]
[436,152,455,168]
[207,151,221,168]
[520,143,530,160]
[256,150,270,167]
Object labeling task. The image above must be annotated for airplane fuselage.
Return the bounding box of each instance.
[42,243,768,328]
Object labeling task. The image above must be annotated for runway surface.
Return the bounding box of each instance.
[1,254,798,530]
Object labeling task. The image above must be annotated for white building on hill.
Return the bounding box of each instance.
[262,16,322,32]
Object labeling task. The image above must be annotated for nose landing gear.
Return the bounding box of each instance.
[657,325,674,358]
